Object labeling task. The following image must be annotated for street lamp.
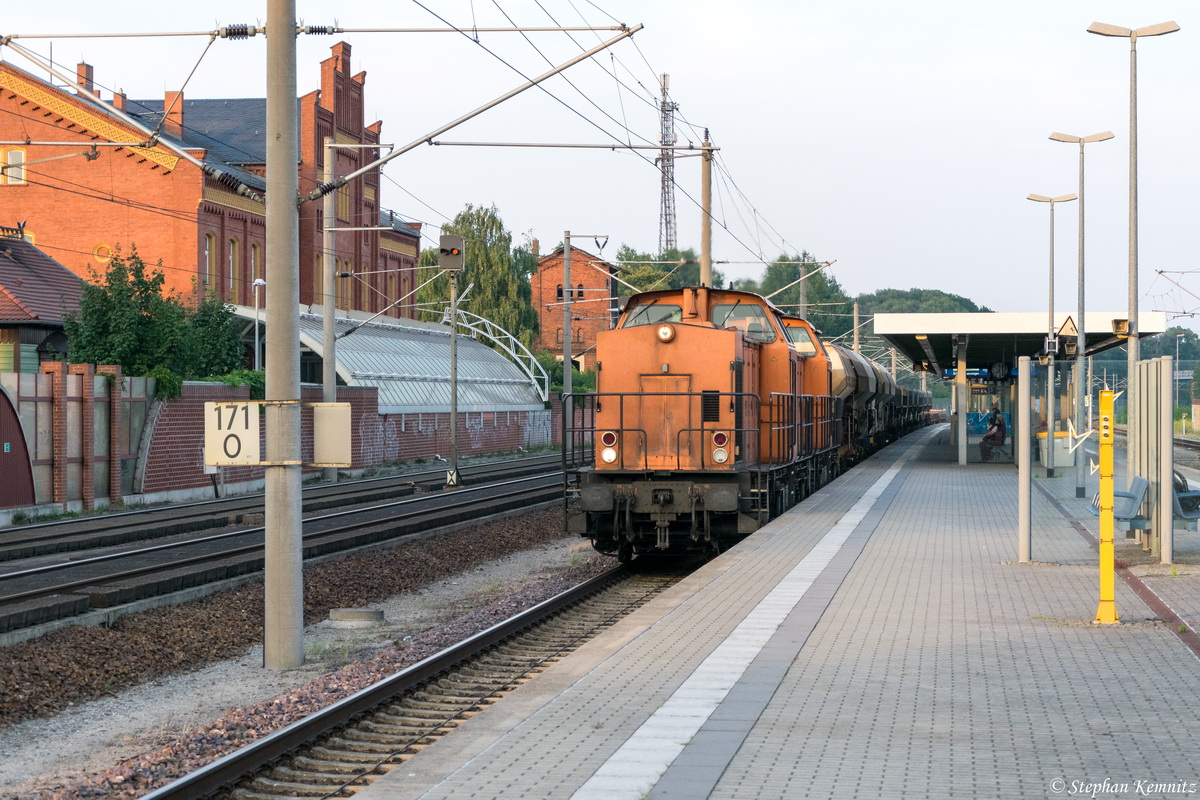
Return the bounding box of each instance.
[1050,130,1114,496]
[1088,19,1180,474]
[252,278,267,371]
[1028,192,1077,478]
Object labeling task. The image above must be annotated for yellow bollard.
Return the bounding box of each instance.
[1095,390,1119,624]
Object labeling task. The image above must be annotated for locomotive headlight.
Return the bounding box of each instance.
[656,324,675,342]
[712,447,730,464]
[601,447,618,464]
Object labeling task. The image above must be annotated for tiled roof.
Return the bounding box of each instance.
[128,98,287,166]
[0,237,86,323]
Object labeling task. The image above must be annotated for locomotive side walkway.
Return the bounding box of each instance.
[358,425,1200,800]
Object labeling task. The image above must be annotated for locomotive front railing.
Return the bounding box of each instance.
[563,391,763,472]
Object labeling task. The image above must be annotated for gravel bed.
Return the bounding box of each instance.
[0,507,612,800]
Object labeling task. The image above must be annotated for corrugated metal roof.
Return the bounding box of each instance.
[233,307,544,414]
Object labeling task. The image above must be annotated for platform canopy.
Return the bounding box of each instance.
[874,311,1168,379]
[233,307,547,414]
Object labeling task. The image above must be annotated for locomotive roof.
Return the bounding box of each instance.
[620,287,786,315]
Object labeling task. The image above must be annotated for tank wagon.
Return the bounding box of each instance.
[563,286,931,561]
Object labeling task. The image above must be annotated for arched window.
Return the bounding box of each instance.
[251,244,260,282]
[203,234,215,284]
[577,283,584,299]
[228,238,239,296]
[556,285,563,300]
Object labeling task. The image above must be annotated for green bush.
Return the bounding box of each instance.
[148,365,182,399]
[198,369,266,400]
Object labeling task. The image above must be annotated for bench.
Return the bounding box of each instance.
[1088,476,1151,531]
[1088,475,1200,533]
[1173,484,1200,531]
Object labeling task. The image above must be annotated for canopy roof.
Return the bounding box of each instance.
[875,311,1168,378]
[234,307,546,414]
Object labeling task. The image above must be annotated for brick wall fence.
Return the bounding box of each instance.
[0,371,569,516]
[135,382,562,501]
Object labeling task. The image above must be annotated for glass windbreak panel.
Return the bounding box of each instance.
[784,324,817,355]
[712,303,777,342]
[622,302,681,328]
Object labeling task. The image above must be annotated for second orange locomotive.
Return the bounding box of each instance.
[564,285,929,561]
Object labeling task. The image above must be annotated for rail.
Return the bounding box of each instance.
[140,565,632,800]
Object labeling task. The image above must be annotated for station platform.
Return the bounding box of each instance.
[357,424,1200,800]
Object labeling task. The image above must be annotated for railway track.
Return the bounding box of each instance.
[0,454,562,564]
[139,565,684,800]
[0,458,567,639]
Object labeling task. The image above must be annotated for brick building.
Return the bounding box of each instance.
[531,244,620,371]
[0,42,419,316]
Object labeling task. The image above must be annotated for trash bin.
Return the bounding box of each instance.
[1036,431,1072,467]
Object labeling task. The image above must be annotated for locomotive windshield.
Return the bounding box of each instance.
[784,324,818,355]
[712,303,777,342]
[622,301,682,328]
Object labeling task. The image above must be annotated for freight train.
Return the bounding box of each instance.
[563,285,931,561]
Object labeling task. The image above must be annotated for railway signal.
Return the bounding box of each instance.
[439,235,464,272]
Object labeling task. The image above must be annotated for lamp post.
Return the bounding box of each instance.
[1088,19,1180,475]
[1028,192,1077,478]
[252,278,267,371]
[1050,131,1114,497]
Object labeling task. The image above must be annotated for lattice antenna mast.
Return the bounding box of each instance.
[658,73,678,254]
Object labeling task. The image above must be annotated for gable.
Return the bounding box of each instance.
[0,63,180,172]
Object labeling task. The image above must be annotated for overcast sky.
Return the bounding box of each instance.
[5,1,1198,329]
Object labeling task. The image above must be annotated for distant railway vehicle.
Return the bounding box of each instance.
[564,286,930,561]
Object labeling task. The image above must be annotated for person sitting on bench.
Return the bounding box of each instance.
[980,405,1007,462]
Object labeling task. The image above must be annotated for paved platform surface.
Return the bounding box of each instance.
[357,425,1200,800]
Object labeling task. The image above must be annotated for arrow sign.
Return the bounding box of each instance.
[1066,418,1095,454]
[1090,458,1100,475]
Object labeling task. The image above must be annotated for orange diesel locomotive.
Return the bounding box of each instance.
[564,286,930,561]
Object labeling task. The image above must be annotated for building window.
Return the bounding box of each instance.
[556,285,563,300]
[337,186,351,222]
[228,238,239,294]
[577,283,584,299]
[555,328,563,344]
[203,234,215,284]
[1,149,25,185]
[251,244,260,282]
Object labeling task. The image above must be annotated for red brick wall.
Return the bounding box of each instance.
[139,382,557,495]
[532,247,616,369]
[0,50,417,317]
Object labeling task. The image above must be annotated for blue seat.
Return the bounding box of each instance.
[1089,476,1151,530]
[1173,486,1200,531]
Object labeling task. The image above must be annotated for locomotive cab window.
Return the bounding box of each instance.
[622,302,681,328]
[784,325,818,355]
[713,304,776,343]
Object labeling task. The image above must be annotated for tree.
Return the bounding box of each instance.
[419,204,539,348]
[611,244,724,293]
[63,247,185,376]
[745,252,853,339]
[174,289,245,378]
[64,247,245,381]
